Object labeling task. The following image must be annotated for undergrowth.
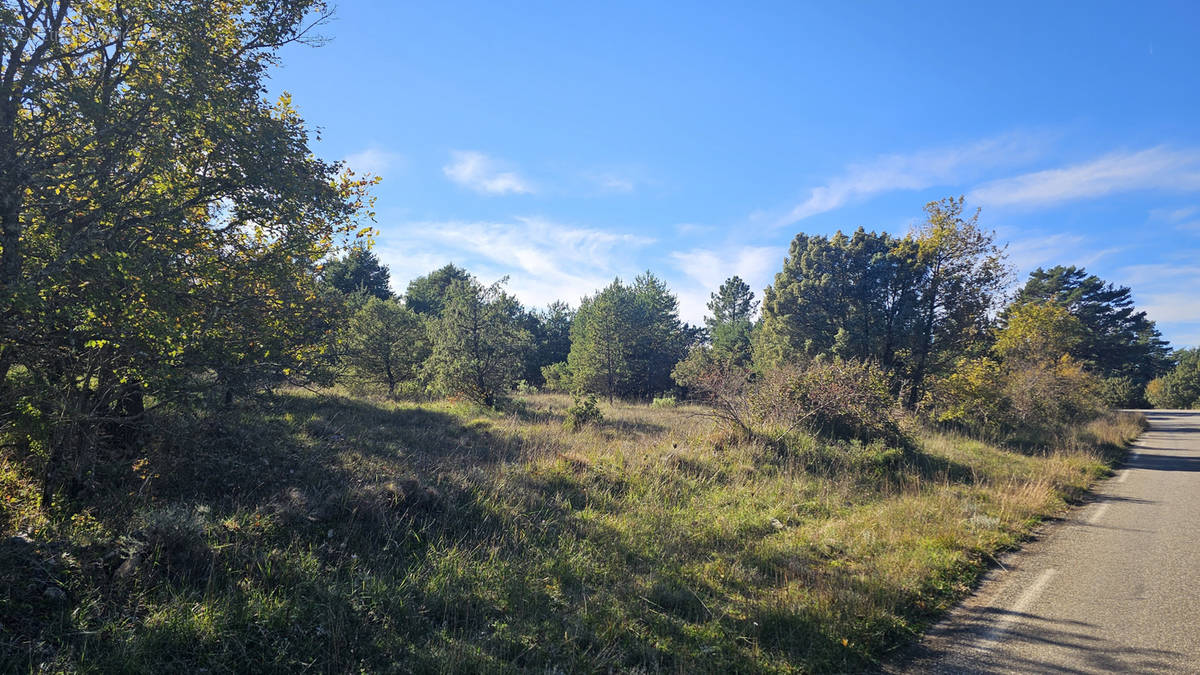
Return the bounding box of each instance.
[0,390,1145,673]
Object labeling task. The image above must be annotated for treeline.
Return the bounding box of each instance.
[328,197,1176,445]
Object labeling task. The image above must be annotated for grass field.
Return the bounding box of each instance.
[1,390,1144,673]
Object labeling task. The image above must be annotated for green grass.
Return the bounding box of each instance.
[0,390,1145,673]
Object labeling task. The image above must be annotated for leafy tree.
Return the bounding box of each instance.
[345,297,428,396]
[1145,348,1200,409]
[1008,265,1171,400]
[926,300,1104,441]
[993,301,1084,366]
[405,264,472,316]
[324,246,393,299]
[906,197,1011,406]
[0,1,373,506]
[426,278,530,407]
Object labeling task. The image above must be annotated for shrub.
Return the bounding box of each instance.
[540,362,573,392]
[1145,348,1200,409]
[650,395,677,408]
[563,394,603,431]
[775,359,907,446]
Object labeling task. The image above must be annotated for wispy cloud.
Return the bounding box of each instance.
[379,217,653,308]
[1115,259,1200,348]
[970,147,1200,208]
[584,171,636,194]
[343,146,402,176]
[777,134,1043,226]
[669,245,783,323]
[1003,232,1123,275]
[443,151,535,195]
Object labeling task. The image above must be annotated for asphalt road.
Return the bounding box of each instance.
[892,410,1200,674]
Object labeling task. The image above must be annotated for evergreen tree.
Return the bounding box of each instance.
[324,246,393,299]
[706,276,759,368]
[569,280,636,403]
[1009,265,1171,396]
[405,264,473,316]
[345,297,427,396]
[426,278,530,407]
[522,301,575,385]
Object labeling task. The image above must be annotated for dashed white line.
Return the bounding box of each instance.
[1089,503,1110,524]
[973,568,1058,652]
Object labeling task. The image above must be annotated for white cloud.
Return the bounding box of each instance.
[1114,260,1200,348]
[342,146,402,176]
[970,147,1200,208]
[442,150,534,195]
[380,217,653,308]
[777,134,1043,226]
[669,245,783,323]
[585,172,636,193]
[1003,232,1122,275]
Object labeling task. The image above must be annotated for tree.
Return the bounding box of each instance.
[569,279,636,403]
[706,276,758,368]
[926,300,1104,441]
[568,274,692,401]
[345,297,427,396]
[426,278,530,407]
[906,197,1011,406]
[1008,265,1171,401]
[629,272,691,397]
[521,300,574,386]
[1145,348,1200,409]
[405,264,472,316]
[324,246,393,299]
[0,1,374,506]
[758,228,922,372]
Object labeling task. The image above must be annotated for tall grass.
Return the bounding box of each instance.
[0,391,1144,673]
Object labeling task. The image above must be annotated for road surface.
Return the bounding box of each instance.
[893,410,1200,674]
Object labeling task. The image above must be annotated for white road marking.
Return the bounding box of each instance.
[1089,503,1110,524]
[973,568,1058,652]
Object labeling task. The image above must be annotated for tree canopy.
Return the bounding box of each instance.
[324,246,393,299]
[1008,265,1171,394]
[0,1,374,504]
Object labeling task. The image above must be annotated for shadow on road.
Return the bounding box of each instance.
[899,606,1183,674]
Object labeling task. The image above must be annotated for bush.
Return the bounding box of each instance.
[540,362,573,392]
[1145,348,1200,409]
[563,394,603,431]
[926,354,1105,443]
[776,359,907,446]
[650,395,677,408]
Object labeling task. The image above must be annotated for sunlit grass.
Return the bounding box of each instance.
[0,390,1144,673]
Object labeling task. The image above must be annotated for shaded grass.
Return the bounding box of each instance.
[0,391,1145,673]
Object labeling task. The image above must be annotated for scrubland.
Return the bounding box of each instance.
[1,390,1144,673]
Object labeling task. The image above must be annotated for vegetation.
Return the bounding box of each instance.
[426,278,531,407]
[0,2,1177,673]
[323,246,394,300]
[1007,265,1171,405]
[1145,348,1200,409]
[0,389,1145,673]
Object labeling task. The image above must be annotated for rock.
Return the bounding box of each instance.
[770,518,785,531]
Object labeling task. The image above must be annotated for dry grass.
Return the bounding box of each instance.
[0,391,1145,673]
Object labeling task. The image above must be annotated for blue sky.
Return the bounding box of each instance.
[271,1,1200,347]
